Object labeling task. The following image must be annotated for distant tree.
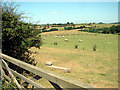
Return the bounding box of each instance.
[98,22,103,24]
[42,26,46,30]
[88,23,91,26]
[58,23,62,26]
[115,25,120,33]
[82,25,86,28]
[93,28,95,32]
[67,22,70,24]
[71,22,74,24]
[73,24,75,29]
[49,28,58,31]
[88,27,92,31]
[102,27,109,34]
[64,27,72,30]
[47,23,50,28]
[109,25,116,34]
[113,31,117,34]
[64,26,66,30]
[53,23,56,25]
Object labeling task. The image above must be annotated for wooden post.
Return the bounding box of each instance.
[0,58,2,81]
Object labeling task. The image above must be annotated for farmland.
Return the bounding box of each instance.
[30,29,118,88]
[2,2,119,89]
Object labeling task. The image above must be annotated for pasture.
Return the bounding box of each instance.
[30,30,118,88]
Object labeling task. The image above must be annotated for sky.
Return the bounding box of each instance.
[8,1,119,24]
[2,0,120,2]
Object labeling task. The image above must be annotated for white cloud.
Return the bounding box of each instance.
[49,11,57,15]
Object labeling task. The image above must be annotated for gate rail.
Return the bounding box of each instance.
[1,53,94,89]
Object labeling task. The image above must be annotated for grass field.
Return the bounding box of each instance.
[30,29,118,88]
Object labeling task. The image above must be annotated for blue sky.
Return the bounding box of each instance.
[15,2,118,24]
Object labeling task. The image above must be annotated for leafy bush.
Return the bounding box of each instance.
[102,27,109,34]
[2,2,42,74]
[115,25,120,33]
[2,79,17,89]
[49,28,58,31]
[42,28,58,32]
[64,27,73,30]
[42,26,46,30]
[42,30,50,32]
[75,25,86,29]
[101,25,120,34]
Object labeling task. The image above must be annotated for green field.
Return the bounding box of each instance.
[30,30,118,88]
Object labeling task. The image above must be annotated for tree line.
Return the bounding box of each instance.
[78,25,120,34]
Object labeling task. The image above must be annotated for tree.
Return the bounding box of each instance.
[53,23,56,25]
[88,23,91,26]
[115,25,120,33]
[2,2,42,73]
[47,23,49,28]
[98,22,103,24]
[73,24,75,29]
[109,25,116,34]
[42,26,46,30]
[71,22,74,24]
[102,27,109,34]
[67,22,70,24]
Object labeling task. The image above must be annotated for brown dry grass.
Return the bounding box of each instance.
[30,46,118,88]
[29,28,118,88]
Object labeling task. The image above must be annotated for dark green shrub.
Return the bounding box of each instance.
[42,28,58,32]
[102,27,109,34]
[115,25,120,33]
[54,42,57,45]
[2,2,42,74]
[2,79,17,89]
[49,28,58,31]
[64,27,73,30]
[42,26,46,30]
[42,30,50,32]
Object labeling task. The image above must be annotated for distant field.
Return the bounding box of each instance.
[75,23,119,29]
[36,23,119,32]
[30,30,118,88]
[91,23,119,28]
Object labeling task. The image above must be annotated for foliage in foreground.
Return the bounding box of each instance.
[2,2,42,73]
[2,79,17,89]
